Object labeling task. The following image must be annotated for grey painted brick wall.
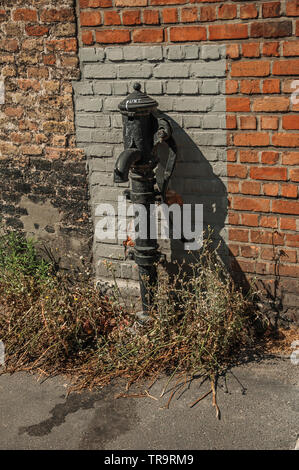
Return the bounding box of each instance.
[73,45,227,292]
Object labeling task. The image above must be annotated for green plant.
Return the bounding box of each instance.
[0,229,52,293]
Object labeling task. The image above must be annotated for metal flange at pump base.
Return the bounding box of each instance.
[113,83,177,321]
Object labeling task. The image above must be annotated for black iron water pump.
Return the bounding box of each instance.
[113,83,177,320]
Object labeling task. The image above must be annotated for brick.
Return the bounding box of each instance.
[241,213,259,227]
[0,9,6,22]
[233,196,271,213]
[259,248,275,261]
[17,78,41,91]
[200,6,216,22]
[192,60,226,77]
[181,7,198,23]
[290,168,299,181]
[262,78,280,93]
[280,218,296,230]
[282,79,296,94]
[231,61,270,77]
[241,245,260,258]
[123,10,141,25]
[253,97,289,112]
[82,31,94,45]
[84,64,116,78]
[103,11,121,25]
[184,45,200,59]
[118,64,152,78]
[81,11,102,26]
[250,230,280,245]
[281,184,298,197]
[227,149,237,162]
[228,181,239,193]
[240,116,257,130]
[143,10,160,24]
[240,3,259,19]
[251,21,292,38]
[262,42,280,56]
[25,25,49,37]
[227,164,248,178]
[162,8,178,23]
[232,259,256,274]
[79,47,105,62]
[226,115,237,129]
[155,63,189,78]
[272,133,299,147]
[227,97,250,112]
[241,181,261,195]
[233,133,270,147]
[95,30,130,44]
[21,145,43,156]
[218,4,237,20]
[4,107,24,118]
[282,152,299,165]
[282,115,299,129]
[61,56,78,68]
[123,45,143,60]
[272,200,299,215]
[226,44,239,59]
[201,45,220,60]
[229,228,249,242]
[80,0,112,6]
[13,9,38,22]
[261,151,279,164]
[209,23,248,40]
[0,39,19,52]
[46,38,77,52]
[263,182,279,196]
[261,216,278,229]
[240,79,260,94]
[27,66,49,79]
[132,29,164,42]
[226,80,238,94]
[286,0,299,16]
[278,265,299,277]
[228,211,240,225]
[285,234,299,248]
[166,45,185,60]
[261,116,279,130]
[250,166,287,181]
[165,80,181,94]
[146,46,163,61]
[242,43,260,58]
[43,53,56,65]
[273,59,299,74]
[115,0,147,5]
[151,0,186,3]
[41,8,74,23]
[283,41,299,56]
[169,26,207,42]
[239,150,259,163]
[262,2,281,18]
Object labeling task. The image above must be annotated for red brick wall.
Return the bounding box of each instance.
[0,1,92,269]
[78,0,299,322]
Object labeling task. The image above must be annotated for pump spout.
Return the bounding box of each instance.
[113,148,142,183]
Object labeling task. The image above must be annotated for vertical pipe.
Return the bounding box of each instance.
[130,167,160,319]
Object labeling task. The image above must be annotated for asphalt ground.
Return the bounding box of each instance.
[0,356,298,451]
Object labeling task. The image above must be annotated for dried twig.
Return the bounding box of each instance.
[144,389,158,401]
[189,389,212,408]
[211,379,220,420]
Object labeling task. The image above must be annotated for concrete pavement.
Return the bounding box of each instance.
[0,357,298,450]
